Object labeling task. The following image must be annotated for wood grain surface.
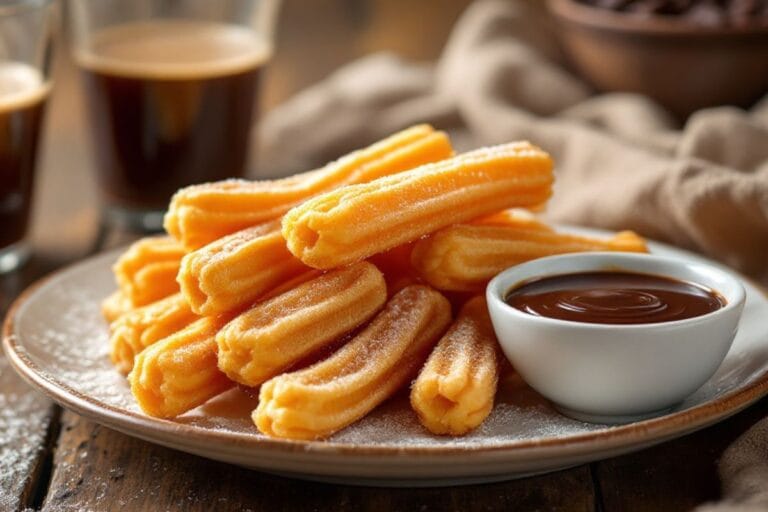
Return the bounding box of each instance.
[1,256,69,511]
[1,0,766,510]
[41,412,595,512]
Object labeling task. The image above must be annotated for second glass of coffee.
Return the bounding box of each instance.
[0,0,54,273]
[69,0,279,231]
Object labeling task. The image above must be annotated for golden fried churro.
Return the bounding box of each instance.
[411,297,499,435]
[109,294,198,375]
[282,142,554,269]
[165,124,453,249]
[471,209,552,230]
[178,219,308,316]
[254,285,452,440]
[130,316,232,418]
[412,225,648,292]
[217,262,386,387]
[101,290,133,323]
[114,236,186,307]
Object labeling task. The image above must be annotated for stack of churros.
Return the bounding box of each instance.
[101,124,648,439]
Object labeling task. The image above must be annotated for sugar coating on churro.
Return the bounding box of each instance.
[164,124,453,249]
[281,141,554,269]
[216,261,387,388]
[411,297,499,435]
[177,219,308,316]
[113,236,186,307]
[412,224,648,292]
[109,293,198,375]
[100,123,664,439]
[130,316,233,418]
[253,285,452,440]
[101,290,133,323]
[470,208,553,230]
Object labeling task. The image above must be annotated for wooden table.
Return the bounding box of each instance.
[2,256,767,511]
[2,1,767,509]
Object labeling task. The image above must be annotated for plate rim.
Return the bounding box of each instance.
[4,244,768,460]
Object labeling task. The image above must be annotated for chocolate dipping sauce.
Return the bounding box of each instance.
[505,271,726,325]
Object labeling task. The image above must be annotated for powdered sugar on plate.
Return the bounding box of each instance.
[5,235,768,482]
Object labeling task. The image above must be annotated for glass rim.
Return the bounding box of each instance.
[0,0,54,17]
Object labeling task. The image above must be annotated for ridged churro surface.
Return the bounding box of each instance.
[411,297,499,435]
[412,225,648,291]
[254,285,451,440]
[109,293,198,374]
[114,236,186,307]
[101,290,132,323]
[178,219,308,316]
[217,262,387,387]
[164,124,453,249]
[130,316,232,418]
[282,142,554,269]
[471,209,552,230]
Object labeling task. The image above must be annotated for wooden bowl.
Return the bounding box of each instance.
[547,0,768,119]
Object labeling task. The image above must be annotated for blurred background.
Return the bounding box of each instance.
[33,0,471,258]
[26,0,768,275]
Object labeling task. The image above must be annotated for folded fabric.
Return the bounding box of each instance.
[256,0,768,283]
[695,414,768,512]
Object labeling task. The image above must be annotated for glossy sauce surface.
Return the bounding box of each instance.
[505,271,726,324]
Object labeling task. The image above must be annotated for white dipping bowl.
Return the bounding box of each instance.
[486,252,745,424]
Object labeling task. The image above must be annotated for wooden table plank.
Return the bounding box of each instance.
[43,412,595,512]
[596,396,768,511]
[0,358,58,512]
[0,255,74,512]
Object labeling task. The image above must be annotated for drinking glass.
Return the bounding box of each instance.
[68,0,280,231]
[0,0,54,273]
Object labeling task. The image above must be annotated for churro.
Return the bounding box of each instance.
[282,142,554,269]
[178,219,308,316]
[130,315,232,418]
[471,208,552,230]
[412,225,648,292]
[109,293,198,375]
[217,262,386,387]
[411,297,499,435]
[114,236,186,307]
[165,124,453,249]
[101,290,133,323]
[254,285,452,440]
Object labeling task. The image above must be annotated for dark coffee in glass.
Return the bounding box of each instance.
[0,63,48,252]
[0,0,54,273]
[75,20,270,217]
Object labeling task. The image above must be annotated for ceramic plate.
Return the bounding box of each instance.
[4,227,768,486]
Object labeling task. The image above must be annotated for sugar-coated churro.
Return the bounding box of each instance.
[411,297,499,435]
[412,225,648,292]
[109,293,198,375]
[217,262,387,387]
[164,124,453,249]
[114,236,186,307]
[101,125,661,440]
[130,316,232,418]
[471,209,552,230]
[254,285,452,440]
[101,290,133,323]
[282,142,554,269]
[178,219,308,316]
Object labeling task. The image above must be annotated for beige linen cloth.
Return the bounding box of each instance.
[257,1,768,508]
